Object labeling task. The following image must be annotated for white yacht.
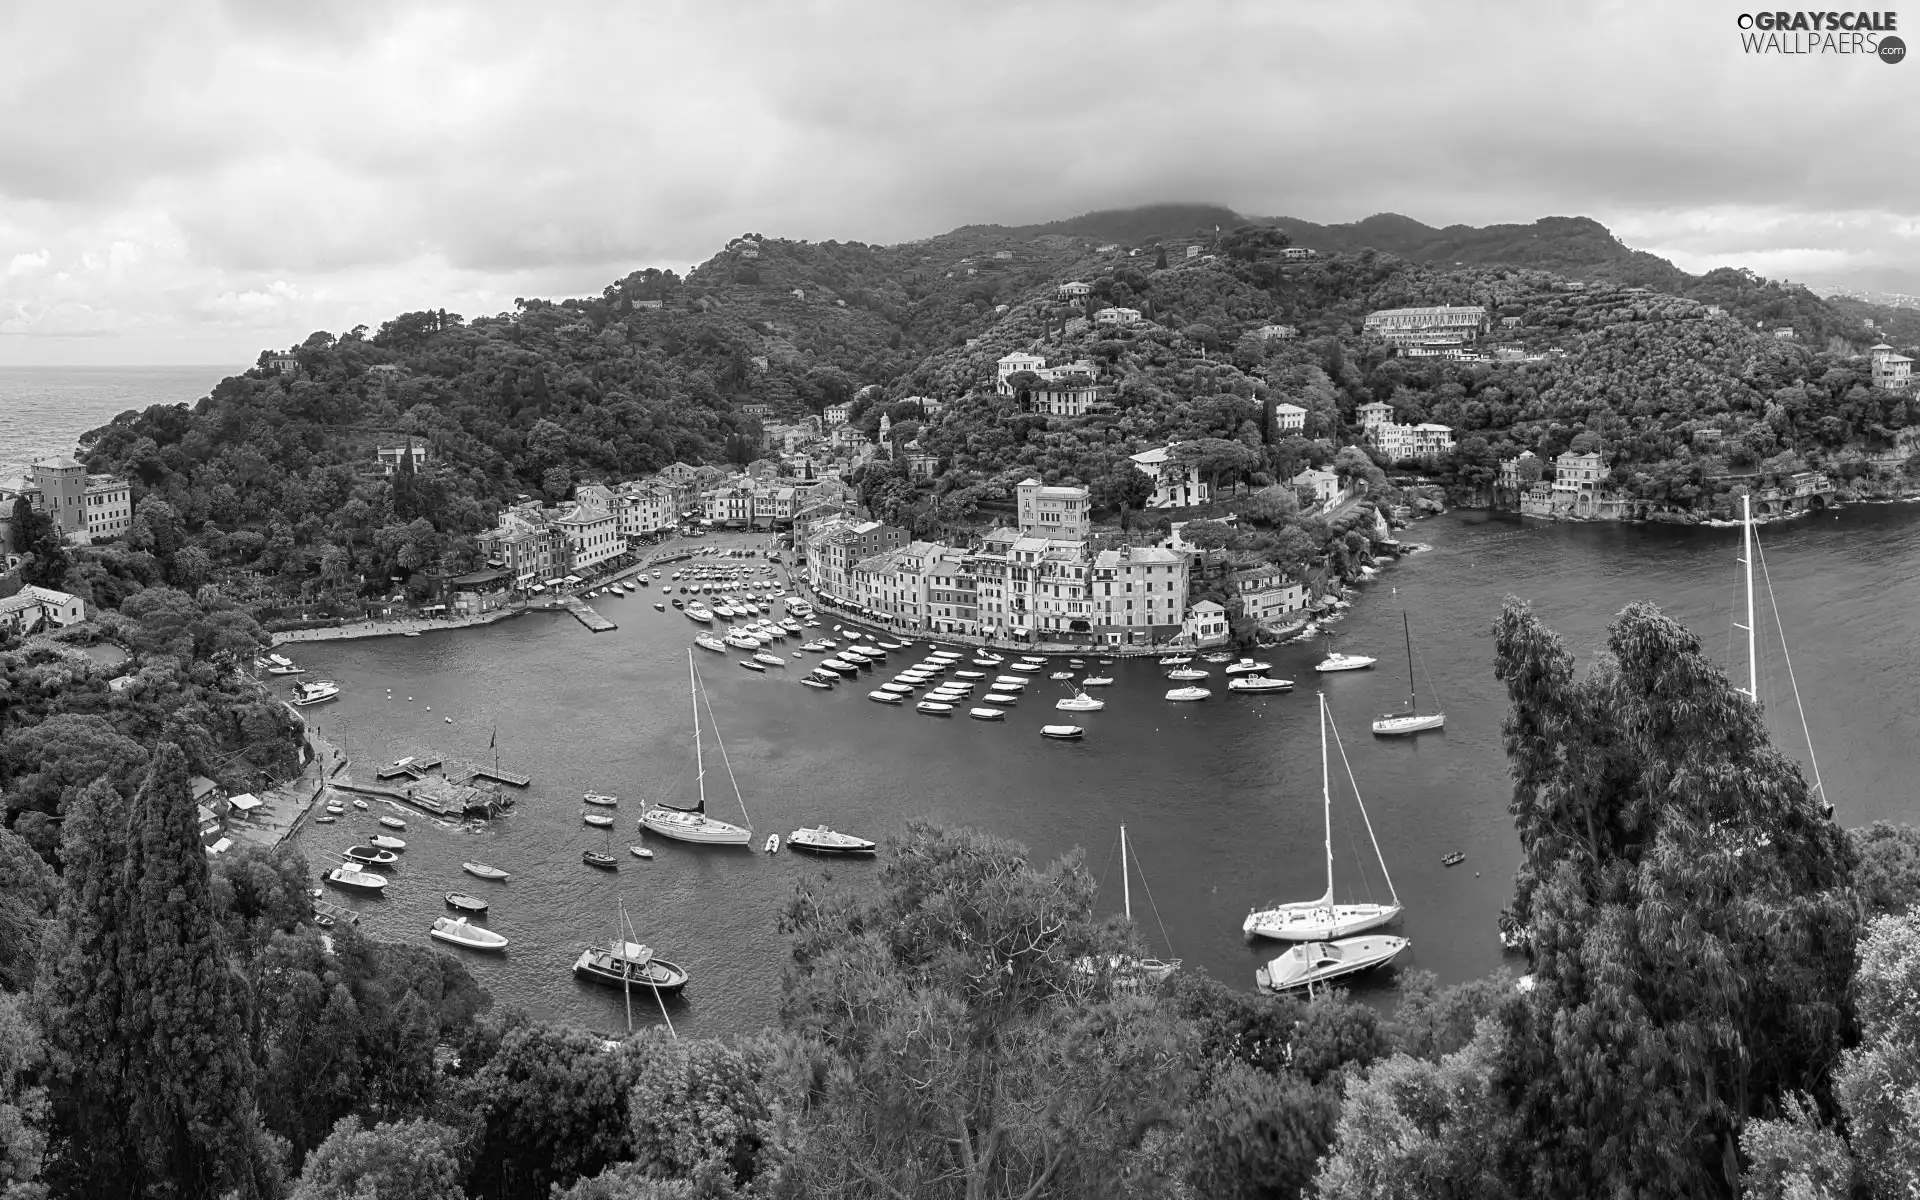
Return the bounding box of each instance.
[1055,691,1106,712]
[1227,675,1294,693]
[694,632,728,653]
[430,916,509,952]
[788,826,878,855]
[290,680,341,706]
[1166,667,1210,681]
[1314,651,1376,673]
[1371,613,1445,735]
[1256,935,1408,994]
[1224,658,1271,676]
[325,864,386,894]
[638,653,755,847]
[1164,686,1212,701]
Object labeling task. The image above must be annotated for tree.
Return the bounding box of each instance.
[1832,911,1920,1197]
[290,1116,465,1200]
[0,823,57,993]
[1736,1092,1853,1200]
[0,991,50,1198]
[11,498,67,591]
[1487,599,1858,1200]
[1846,821,1920,916]
[1179,1060,1336,1200]
[625,1033,778,1197]
[462,1021,649,1200]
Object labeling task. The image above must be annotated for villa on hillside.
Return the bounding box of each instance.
[1129,445,1208,508]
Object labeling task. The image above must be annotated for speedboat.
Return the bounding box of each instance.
[445,892,488,914]
[694,633,727,653]
[290,680,341,706]
[1315,653,1377,673]
[1204,652,1235,664]
[1040,725,1084,739]
[1055,692,1105,712]
[583,792,620,807]
[1050,671,1075,681]
[343,846,399,869]
[916,700,954,714]
[583,812,615,827]
[1255,935,1408,994]
[573,939,689,994]
[1081,676,1114,687]
[1227,675,1294,692]
[788,826,878,855]
[462,862,511,881]
[1165,686,1212,702]
[431,916,509,952]
[969,707,1005,721]
[369,833,405,850]
[684,606,714,623]
[1159,655,1193,666]
[798,640,828,652]
[325,864,387,894]
[738,659,766,672]
[801,677,832,690]
[1167,667,1209,680]
[1224,658,1271,675]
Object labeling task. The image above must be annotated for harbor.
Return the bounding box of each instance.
[279,508,1918,1038]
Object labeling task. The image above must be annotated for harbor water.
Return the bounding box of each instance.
[288,504,1920,1038]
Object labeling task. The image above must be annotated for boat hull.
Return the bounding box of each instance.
[1243,901,1402,942]
[1256,935,1408,993]
[1372,712,1446,735]
[639,808,753,845]
[572,949,689,994]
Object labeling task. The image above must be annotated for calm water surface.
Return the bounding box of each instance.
[0,365,234,475]
[288,505,1920,1038]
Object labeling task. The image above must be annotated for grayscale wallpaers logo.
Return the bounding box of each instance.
[1737,11,1904,58]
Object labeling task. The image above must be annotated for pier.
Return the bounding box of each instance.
[311,898,360,926]
[447,761,531,787]
[564,596,617,632]
[376,753,442,780]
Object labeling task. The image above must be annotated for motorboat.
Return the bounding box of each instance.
[369,834,405,850]
[1019,655,1046,664]
[631,843,655,860]
[723,631,762,650]
[1372,613,1446,736]
[638,653,756,847]
[879,682,914,694]
[788,826,878,855]
[981,692,1019,705]
[431,916,510,952]
[1009,662,1043,673]
[1081,676,1114,687]
[684,606,714,623]
[1224,658,1271,676]
[290,680,341,707]
[325,864,387,894]
[573,939,689,994]
[1245,693,1403,942]
[351,799,369,810]
[801,677,832,690]
[378,816,406,830]
[916,700,955,714]
[1166,667,1210,681]
[993,675,1028,687]
[462,862,511,881]
[1227,675,1294,693]
[969,707,1005,721]
[1055,692,1105,712]
[798,640,829,652]
[738,659,766,672]
[1204,652,1235,664]
[583,848,618,869]
[1164,686,1212,702]
[445,892,488,914]
[1040,725,1084,739]
[694,633,728,653]
[583,792,620,807]
[583,812,615,828]
[1050,671,1075,681]
[655,603,666,611]
[1159,655,1193,666]
[954,669,986,679]
[343,846,399,869]
[1069,658,1086,667]
[1255,936,1408,994]
[973,653,1004,665]
[1315,652,1376,673]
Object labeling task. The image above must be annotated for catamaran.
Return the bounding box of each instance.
[1371,612,1445,735]
[1244,692,1402,941]
[638,651,755,846]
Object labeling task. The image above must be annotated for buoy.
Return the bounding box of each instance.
[444,717,452,724]
[426,706,432,711]
[407,697,413,702]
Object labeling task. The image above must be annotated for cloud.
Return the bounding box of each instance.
[1,0,1917,363]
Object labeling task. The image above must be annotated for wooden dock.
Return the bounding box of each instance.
[312,898,360,926]
[563,596,616,632]
[469,764,530,787]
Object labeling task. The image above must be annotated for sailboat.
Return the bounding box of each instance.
[638,651,755,845]
[1243,693,1402,941]
[1371,612,1445,735]
[1732,491,1832,819]
[1075,824,1181,988]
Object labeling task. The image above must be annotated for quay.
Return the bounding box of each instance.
[376,753,442,780]
[564,596,617,632]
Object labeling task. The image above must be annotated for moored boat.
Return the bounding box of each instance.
[1224,658,1271,676]
[369,833,405,850]
[788,826,878,855]
[916,700,954,714]
[1255,935,1408,994]
[969,707,1005,721]
[573,939,689,994]
[1040,725,1084,739]
[343,846,399,868]
[1056,691,1105,712]
[1164,686,1212,701]
[1314,651,1376,673]
[290,680,341,707]
[583,848,618,869]
[462,862,511,881]
[378,815,406,830]
[445,892,488,913]
[583,792,620,807]
[1227,675,1294,693]
[431,916,509,952]
[325,864,387,894]
[583,812,614,827]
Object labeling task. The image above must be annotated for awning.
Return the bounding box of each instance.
[422,604,446,612]
[564,574,582,583]
[531,585,547,594]
[227,793,262,812]
[544,578,566,587]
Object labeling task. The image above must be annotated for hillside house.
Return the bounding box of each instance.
[1548,450,1606,515]
[1269,402,1307,434]
[1129,445,1208,509]
[1291,467,1346,514]
[1254,324,1297,341]
[1363,306,1489,348]
[1871,343,1914,391]
[1230,566,1309,625]
[375,444,429,475]
[0,585,85,635]
[1280,247,1317,261]
[1183,600,1229,647]
[995,351,1047,394]
[1015,478,1091,539]
[1057,282,1091,299]
[1094,307,1140,326]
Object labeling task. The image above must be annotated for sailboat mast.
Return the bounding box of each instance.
[1741,493,1757,703]
[689,650,707,814]
[1403,612,1416,711]
[1319,692,1333,904]
[1121,825,1132,923]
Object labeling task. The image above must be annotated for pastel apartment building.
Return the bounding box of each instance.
[1229,565,1309,625]
[1015,478,1091,539]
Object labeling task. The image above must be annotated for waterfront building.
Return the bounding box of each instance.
[1229,566,1309,625]
[1015,478,1091,539]
[1270,401,1307,434]
[1087,544,1191,645]
[374,444,429,475]
[1184,600,1229,647]
[705,481,756,528]
[1871,343,1915,391]
[1497,450,1539,491]
[1129,445,1209,508]
[555,500,622,574]
[1362,305,1489,348]
[479,509,559,592]
[0,585,85,635]
[1549,450,1606,516]
[752,482,799,527]
[924,545,979,635]
[803,516,910,602]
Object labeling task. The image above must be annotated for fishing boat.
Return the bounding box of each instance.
[1056,691,1106,712]
[1244,693,1402,942]
[788,825,878,855]
[1371,613,1446,735]
[290,680,341,706]
[378,815,406,830]
[969,707,1005,721]
[369,833,405,850]
[445,892,488,914]
[584,792,619,807]
[583,811,615,828]
[583,848,618,869]
[431,916,510,952]
[694,632,727,653]
[343,846,399,868]
[462,862,511,881]
[1074,825,1181,988]
[1040,725,1084,739]
[1224,658,1271,676]
[639,653,755,846]
[1164,686,1212,701]
[1256,935,1408,994]
[1442,851,1466,867]
[325,864,387,894]
[573,938,690,995]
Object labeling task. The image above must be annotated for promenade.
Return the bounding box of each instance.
[226,727,346,851]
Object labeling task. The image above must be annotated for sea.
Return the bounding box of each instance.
[6,368,1918,1040]
[285,507,1920,1040]
[0,365,237,476]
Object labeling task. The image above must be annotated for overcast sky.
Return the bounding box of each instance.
[1,0,1914,366]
